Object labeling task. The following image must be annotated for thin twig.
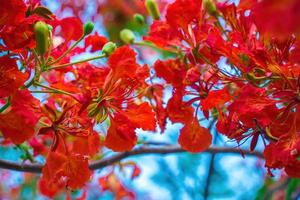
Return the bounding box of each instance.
[46,54,106,71]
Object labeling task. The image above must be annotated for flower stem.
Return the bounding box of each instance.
[48,35,85,65]
[34,82,75,97]
[46,54,106,71]
[0,97,11,113]
[30,90,58,94]
[133,41,179,54]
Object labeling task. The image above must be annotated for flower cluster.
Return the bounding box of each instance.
[0,0,300,197]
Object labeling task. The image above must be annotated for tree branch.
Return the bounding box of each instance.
[0,146,264,174]
[204,121,217,199]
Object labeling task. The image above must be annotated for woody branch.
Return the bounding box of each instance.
[0,145,264,174]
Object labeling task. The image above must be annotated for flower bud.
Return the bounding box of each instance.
[203,0,218,16]
[120,29,135,44]
[34,21,50,55]
[87,101,109,123]
[83,21,94,36]
[134,13,145,25]
[102,42,117,56]
[145,0,160,20]
[47,24,53,32]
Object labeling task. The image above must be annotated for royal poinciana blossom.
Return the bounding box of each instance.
[0,0,300,198]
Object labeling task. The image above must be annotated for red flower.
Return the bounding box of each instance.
[0,0,26,26]
[84,46,156,151]
[144,0,208,51]
[84,32,108,52]
[154,59,187,88]
[105,113,137,152]
[104,100,155,152]
[98,173,135,200]
[124,102,156,131]
[108,46,139,79]
[39,101,94,142]
[144,84,167,132]
[143,20,181,49]
[252,0,300,39]
[264,107,300,177]
[178,119,212,153]
[40,151,91,196]
[0,90,41,144]
[166,0,202,30]
[201,87,231,111]
[228,84,278,128]
[167,89,194,124]
[1,16,40,52]
[39,176,64,198]
[54,17,83,42]
[72,132,102,157]
[0,56,28,98]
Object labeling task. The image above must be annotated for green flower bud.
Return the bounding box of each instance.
[34,21,50,55]
[203,0,218,16]
[120,29,135,44]
[83,21,94,36]
[145,0,160,20]
[102,42,117,56]
[47,24,53,32]
[87,101,109,123]
[133,13,145,25]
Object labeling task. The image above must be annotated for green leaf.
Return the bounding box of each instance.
[286,178,300,200]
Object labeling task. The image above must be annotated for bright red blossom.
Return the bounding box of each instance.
[166,0,202,29]
[108,46,139,79]
[2,0,300,198]
[179,119,212,153]
[105,113,137,152]
[40,151,91,193]
[264,106,300,177]
[0,0,26,26]
[0,56,28,98]
[56,17,83,42]
[84,32,108,52]
[0,90,41,144]
[252,0,300,39]
[201,87,231,111]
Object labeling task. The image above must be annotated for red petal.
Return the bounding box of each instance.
[108,46,138,79]
[252,0,300,39]
[178,120,212,153]
[72,132,101,156]
[200,87,231,111]
[228,84,278,127]
[60,154,91,189]
[84,33,108,52]
[167,89,194,124]
[58,17,83,41]
[125,102,156,131]
[0,0,26,26]
[143,21,180,49]
[105,114,137,152]
[0,56,28,98]
[166,0,202,29]
[2,17,37,52]
[154,59,186,87]
[41,151,91,195]
[0,90,41,144]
